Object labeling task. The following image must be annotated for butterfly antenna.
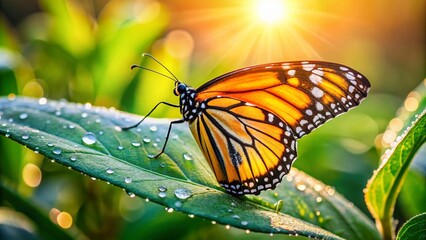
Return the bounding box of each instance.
[141,53,180,82]
[130,65,176,82]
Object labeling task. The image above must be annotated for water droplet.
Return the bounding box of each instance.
[148,154,156,159]
[325,186,335,196]
[21,134,29,140]
[174,201,182,208]
[91,177,97,180]
[159,192,167,198]
[52,148,62,155]
[117,145,124,150]
[174,188,192,200]
[211,221,216,224]
[70,156,77,161]
[5,133,10,138]
[183,153,193,160]
[55,111,61,116]
[114,126,122,132]
[124,177,132,184]
[241,221,248,226]
[143,137,151,143]
[160,163,166,167]
[316,197,322,203]
[47,143,53,147]
[106,168,114,174]
[38,98,47,105]
[68,124,75,129]
[245,230,250,234]
[227,209,233,213]
[313,184,323,192]
[232,215,240,219]
[296,183,307,191]
[95,118,101,123]
[19,113,29,120]
[225,225,231,230]
[131,142,141,147]
[84,103,92,109]
[98,131,104,135]
[81,112,88,118]
[158,186,167,192]
[127,192,136,198]
[82,132,97,145]
[149,125,158,132]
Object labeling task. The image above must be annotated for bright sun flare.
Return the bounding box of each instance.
[255,0,288,24]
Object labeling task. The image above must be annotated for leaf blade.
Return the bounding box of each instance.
[365,83,426,239]
[396,212,426,240]
[0,97,379,239]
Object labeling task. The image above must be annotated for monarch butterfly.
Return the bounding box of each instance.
[124,54,370,195]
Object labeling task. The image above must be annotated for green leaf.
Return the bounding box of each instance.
[365,84,426,239]
[396,212,426,240]
[0,96,379,239]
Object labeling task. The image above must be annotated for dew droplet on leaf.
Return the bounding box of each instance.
[82,132,97,145]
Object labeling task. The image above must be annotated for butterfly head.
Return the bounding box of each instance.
[174,82,188,96]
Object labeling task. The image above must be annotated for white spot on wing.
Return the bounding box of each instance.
[312,69,324,76]
[287,69,296,76]
[302,63,315,71]
[268,113,274,122]
[309,74,323,84]
[311,87,324,98]
[316,102,324,111]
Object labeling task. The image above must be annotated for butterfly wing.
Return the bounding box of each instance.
[189,97,297,195]
[190,61,370,194]
[196,61,370,138]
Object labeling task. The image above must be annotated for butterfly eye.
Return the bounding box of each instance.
[174,83,187,96]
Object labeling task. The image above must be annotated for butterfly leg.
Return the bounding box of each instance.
[121,101,179,130]
[153,118,185,158]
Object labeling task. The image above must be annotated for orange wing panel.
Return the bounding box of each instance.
[225,91,303,127]
[201,72,281,94]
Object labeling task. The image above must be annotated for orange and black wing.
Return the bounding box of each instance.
[190,61,370,194]
[196,61,370,138]
[189,97,297,195]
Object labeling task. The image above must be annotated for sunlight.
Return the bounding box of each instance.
[170,0,339,67]
[255,0,288,24]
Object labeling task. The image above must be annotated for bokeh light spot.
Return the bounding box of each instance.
[57,211,73,229]
[23,81,44,98]
[389,118,403,132]
[165,30,194,59]
[22,163,42,187]
[404,96,419,112]
[49,208,60,223]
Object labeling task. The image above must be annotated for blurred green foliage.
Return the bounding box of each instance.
[0,0,424,239]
